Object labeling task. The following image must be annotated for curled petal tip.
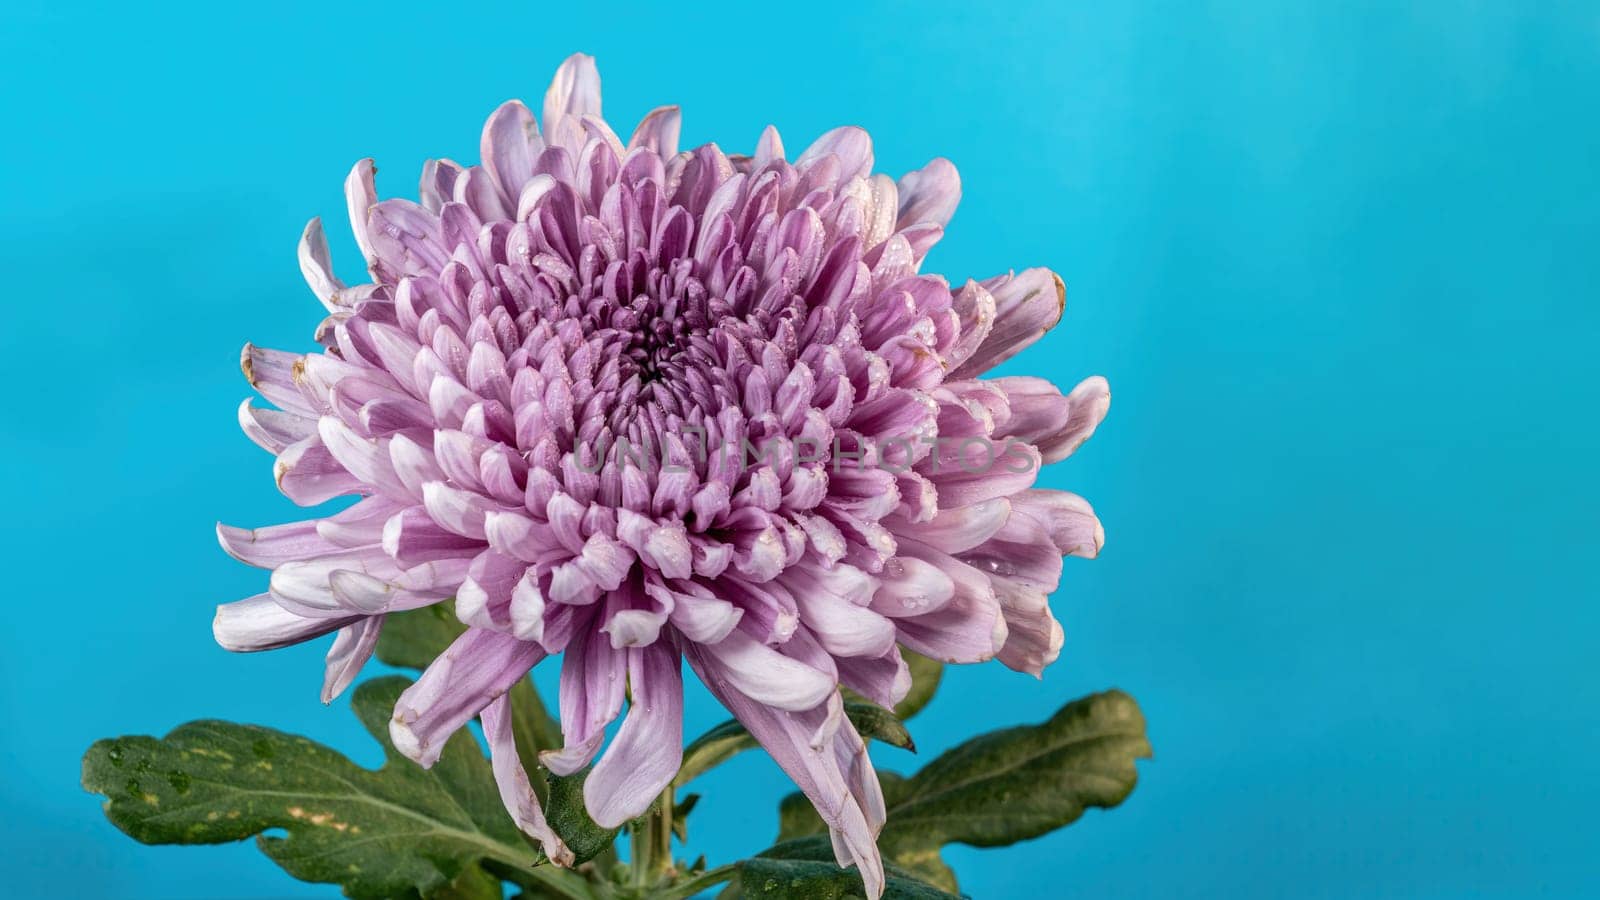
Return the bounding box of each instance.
[388,716,427,765]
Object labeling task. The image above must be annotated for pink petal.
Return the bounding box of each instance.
[542,612,626,775]
[990,576,1063,677]
[481,694,575,866]
[627,105,681,157]
[948,268,1064,379]
[584,641,683,827]
[698,629,836,711]
[896,157,961,230]
[390,628,544,767]
[480,100,543,205]
[686,646,885,898]
[322,615,384,702]
[213,593,355,652]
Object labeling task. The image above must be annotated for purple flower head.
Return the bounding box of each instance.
[215,53,1108,895]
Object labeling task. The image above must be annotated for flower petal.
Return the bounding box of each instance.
[628,105,681,157]
[699,629,836,711]
[480,694,575,866]
[213,594,355,652]
[584,641,684,827]
[542,611,626,775]
[543,53,601,155]
[322,615,384,702]
[481,100,544,204]
[686,646,885,899]
[390,628,545,767]
[896,157,960,230]
[948,268,1064,379]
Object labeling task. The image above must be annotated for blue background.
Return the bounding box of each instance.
[2,1,1596,897]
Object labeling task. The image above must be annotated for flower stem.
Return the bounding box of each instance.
[632,787,675,888]
[652,864,737,899]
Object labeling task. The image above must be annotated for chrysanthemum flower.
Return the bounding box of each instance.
[215,53,1108,896]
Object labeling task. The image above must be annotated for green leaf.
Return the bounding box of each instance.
[429,864,505,900]
[892,650,944,721]
[737,838,962,899]
[770,794,958,892]
[82,676,591,900]
[672,792,701,843]
[772,690,1151,895]
[508,678,564,759]
[841,703,915,752]
[674,719,750,788]
[544,765,619,866]
[675,703,914,788]
[375,604,467,670]
[880,688,1150,852]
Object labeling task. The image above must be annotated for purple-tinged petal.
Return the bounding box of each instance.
[993,374,1110,464]
[948,268,1064,379]
[628,106,681,157]
[754,125,785,165]
[957,501,1068,592]
[319,417,407,497]
[455,550,525,632]
[542,612,626,775]
[316,496,406,548]
[481,100,544,205]
[888,546,1006,664]
[238,400,316,454]
[422,481,495,540]
[835,644,911,710]
[268,550,397,616]
[275,436,363,506]
[390,628,544,767]
[869,555,957,618]
[383,505,484,565]
[699,629,835,711]
[322,615,384,703]
[1009,489,1104,559]
[297,217,347,311]
[896,158,960,230]
[686,646,885,898]
[919,439,1041,508]
[344,158,378,272]
[241,344,316,416]
[509,569,546,642]
[213,593,355,652]
[480,694,574,866]
[585,641,683,827]
[884,497,1010,555]
[217,520,338,569]
[990,576,1063,677]
[543,53,601,155]
[419,158,463,213]
[648,578,742,644]
[389,433,446,500]
[784,564,897,658]
[797,126,873,183]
